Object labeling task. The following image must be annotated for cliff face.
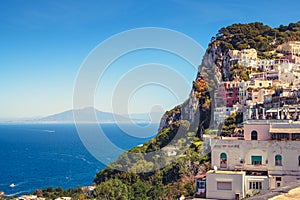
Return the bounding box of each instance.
[158,43,233,132]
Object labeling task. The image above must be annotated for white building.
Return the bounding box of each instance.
[214,106,232,124]
[206,116,300,199]
[206,170,245,200]
[239,81,250,105]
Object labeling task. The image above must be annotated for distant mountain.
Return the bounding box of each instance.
[1,107,163,124]
[39,107,146,123]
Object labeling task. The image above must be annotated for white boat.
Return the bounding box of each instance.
[9,183,15,188]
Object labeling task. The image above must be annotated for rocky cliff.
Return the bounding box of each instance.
[158,42,233,133]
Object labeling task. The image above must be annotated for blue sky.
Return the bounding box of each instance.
[0,0,299,118]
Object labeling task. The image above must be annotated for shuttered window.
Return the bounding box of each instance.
[252,156,262,165]
[217,182,232,190]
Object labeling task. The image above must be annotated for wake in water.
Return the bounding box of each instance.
[14,181,28,187]
[0,181,27,188]
[41,130,55,133]
[6,190,31,197]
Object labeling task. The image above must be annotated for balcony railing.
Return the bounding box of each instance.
[244,164,268,171]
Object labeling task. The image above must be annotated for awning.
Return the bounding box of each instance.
[252,156,262,162]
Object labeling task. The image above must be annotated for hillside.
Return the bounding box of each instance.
[32,21,300,199]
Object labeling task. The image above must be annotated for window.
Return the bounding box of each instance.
[271,133,289,141]
[252,156,262,165]
[292,133,300,140]
[275,155,282,166]
[251,130,258,140]
[298,156,300,166]
[249,181,262,190]
[220,153,227,168]
[276,177,282,181]
[217,182,232,190]
[196,180,206,189]
[277,182,281,187]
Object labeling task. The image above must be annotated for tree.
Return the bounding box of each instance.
[93,178,131,200]
[132,179,151,200]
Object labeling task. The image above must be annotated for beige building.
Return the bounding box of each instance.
[207,117,300,199]
[206,170,245,200]
[229,49,258,68]
[277,41,300,56]
[248,88,274,105]
[254,80,273,88]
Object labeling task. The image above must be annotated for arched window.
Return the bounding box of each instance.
[251,130,258,140]
[220,153,227,168]
[275,155,282,166]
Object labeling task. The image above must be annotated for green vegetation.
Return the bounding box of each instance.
[92,81,212,199]
[92,138,210,200]
[229,64,251,81]
[33,187,85,199]
[221,113,243,137]
[212,21,300,58]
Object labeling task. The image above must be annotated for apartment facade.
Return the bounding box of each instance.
[207,118,300,199]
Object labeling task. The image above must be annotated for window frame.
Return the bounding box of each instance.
[251,130,258,140]
[217,181,232,190]
[275,155,282,166]
[249,181,262,190]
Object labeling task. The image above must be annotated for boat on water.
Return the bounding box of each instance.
[9,183,15,188]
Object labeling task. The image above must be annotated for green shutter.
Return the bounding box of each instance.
[252,156,262,162]
[275,155,282,160]
[220,153,227,159]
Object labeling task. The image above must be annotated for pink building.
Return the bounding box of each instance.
[215,81,240,108]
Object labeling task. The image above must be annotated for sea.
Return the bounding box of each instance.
[0,123,157,197]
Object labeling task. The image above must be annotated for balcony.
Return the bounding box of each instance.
[244,164,268,171]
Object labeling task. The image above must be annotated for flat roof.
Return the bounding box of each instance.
[207,170,245,175]
[245,119,292,124]
[270,128,300,133]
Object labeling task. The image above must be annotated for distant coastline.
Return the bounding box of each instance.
[0,107,163,125]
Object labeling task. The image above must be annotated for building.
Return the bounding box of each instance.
[214,106,231,124]
[215,81,240,108]
[247,88,274,105]
[206,170,245,200]
[238,81,250,105]
[277,41,300,56]
[194,174,206,198]
[254,80,272,88]
[206,107,300,199]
